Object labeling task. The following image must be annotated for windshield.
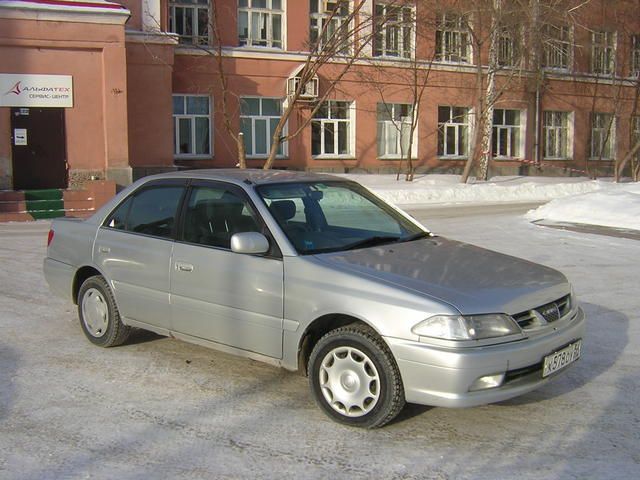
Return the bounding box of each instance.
[256,181,427,254]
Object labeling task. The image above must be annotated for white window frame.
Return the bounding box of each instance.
[590,113,615,160]
[542,111,573,160]
[435,13,470,64]
[309,0,352,55]
[543,24,572,71]
[238,0,285,49]
[173,94,212,159]
[373,3,415,59]
[497,25,520,68]
[437,106,470,158]
[631,35,640,77]
[239,97,288,158]
[591,31,616,76]
[311,100,355,158]
[169,0,210,45]
[376,103,417,159]
[492,109,525,159]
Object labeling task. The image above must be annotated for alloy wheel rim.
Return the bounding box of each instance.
[319,346,380,417]
[81,288,109,338]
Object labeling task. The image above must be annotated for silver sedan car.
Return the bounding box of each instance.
[44,170,584,428]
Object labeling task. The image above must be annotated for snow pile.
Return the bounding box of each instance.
[525,183,640,231]
[340,174,601,206]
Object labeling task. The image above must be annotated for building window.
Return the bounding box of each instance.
[309,0,351,54]
[311,100,353,157]
[543,24,571,70]
[591,113,615,160]
[238,0,283,49]
[173,95,211,157]
[631,35,640,77]
[437,106,469,158]
[543,111,571,160]
[497,26,519,67]
[492,109,522,158]
[377,103,414,158]
[435,13,470,63]
[169,0,210,45]
[373,3,414,58]
[240,97,286,158]
[591,31,616,75]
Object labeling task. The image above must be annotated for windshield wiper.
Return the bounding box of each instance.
[398,231,431,243]
[341,235,401,251]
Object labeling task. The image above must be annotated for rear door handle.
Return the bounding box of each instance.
[175,262,194,272]
[98,246,110,253]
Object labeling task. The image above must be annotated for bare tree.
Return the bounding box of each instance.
[358,2,435,181]
[205,0,380,169]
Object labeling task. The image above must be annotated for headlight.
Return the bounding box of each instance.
[411,314,521,341]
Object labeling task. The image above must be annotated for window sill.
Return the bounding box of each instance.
[237,45,284,52]
[588,157,614,161]
[493,156,524,161]
[174,155,213,160]
[312,155,356,160]
[437,156,468,160]
[542,157,572,161]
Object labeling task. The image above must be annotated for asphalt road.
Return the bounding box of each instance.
[0,206,638,479]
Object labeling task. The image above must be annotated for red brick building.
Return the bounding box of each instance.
[1,0,639,205]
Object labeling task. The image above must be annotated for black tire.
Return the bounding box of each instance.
[77,275,131,347]
[308,324,405,428]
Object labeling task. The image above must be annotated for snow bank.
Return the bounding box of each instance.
[525,183,640,231]
[340,174,601,206]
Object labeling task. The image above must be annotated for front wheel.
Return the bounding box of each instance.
[77,275,131,347]
[308,324,405,428]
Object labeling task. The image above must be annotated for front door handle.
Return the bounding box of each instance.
[98,246,110,253]
[175,262,194,272]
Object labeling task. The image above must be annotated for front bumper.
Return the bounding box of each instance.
[385,307,585,408]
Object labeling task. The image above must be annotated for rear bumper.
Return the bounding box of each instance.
[385,307,585,408]
[43,257,75,302]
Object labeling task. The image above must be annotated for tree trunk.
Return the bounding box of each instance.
[237,133,246,169]
[477,0,501,181]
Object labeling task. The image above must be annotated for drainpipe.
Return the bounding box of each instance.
[534,84,540,167]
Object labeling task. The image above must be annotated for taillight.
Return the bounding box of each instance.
[47,229,54,247]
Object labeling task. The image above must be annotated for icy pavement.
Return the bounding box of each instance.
[1,207,639,479]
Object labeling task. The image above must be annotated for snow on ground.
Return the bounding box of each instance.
[340,174,640,231]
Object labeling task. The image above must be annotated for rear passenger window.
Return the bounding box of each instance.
[105,186,185,239]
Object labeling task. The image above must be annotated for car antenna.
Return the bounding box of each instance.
[243,178,253,185]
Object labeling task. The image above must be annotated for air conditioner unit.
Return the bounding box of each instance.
[287,76,319,99]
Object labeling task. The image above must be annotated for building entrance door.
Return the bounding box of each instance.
[10,107,67,190]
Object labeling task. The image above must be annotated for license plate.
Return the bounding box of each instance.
[542,340,582,378]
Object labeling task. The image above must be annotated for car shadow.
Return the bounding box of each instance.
[498,301,628,406]
[123,328,164,346]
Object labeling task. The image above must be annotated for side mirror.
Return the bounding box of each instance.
[230,232,270,255]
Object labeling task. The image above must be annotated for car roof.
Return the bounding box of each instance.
[146,169,346,186]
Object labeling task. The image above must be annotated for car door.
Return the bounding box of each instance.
[170,181,284,358]
[93,179,187,331]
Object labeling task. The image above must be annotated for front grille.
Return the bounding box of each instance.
[513,294,572,330]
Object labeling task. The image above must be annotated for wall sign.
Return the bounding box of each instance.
[14,128,27,146]
[0,74,73,108]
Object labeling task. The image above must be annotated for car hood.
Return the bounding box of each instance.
[313,237,569,315]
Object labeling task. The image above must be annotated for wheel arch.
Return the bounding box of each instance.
[296,313,382,376]
[72,265,103,305]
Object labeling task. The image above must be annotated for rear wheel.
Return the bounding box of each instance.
[308,324,405,428]
[78,275,131,347]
